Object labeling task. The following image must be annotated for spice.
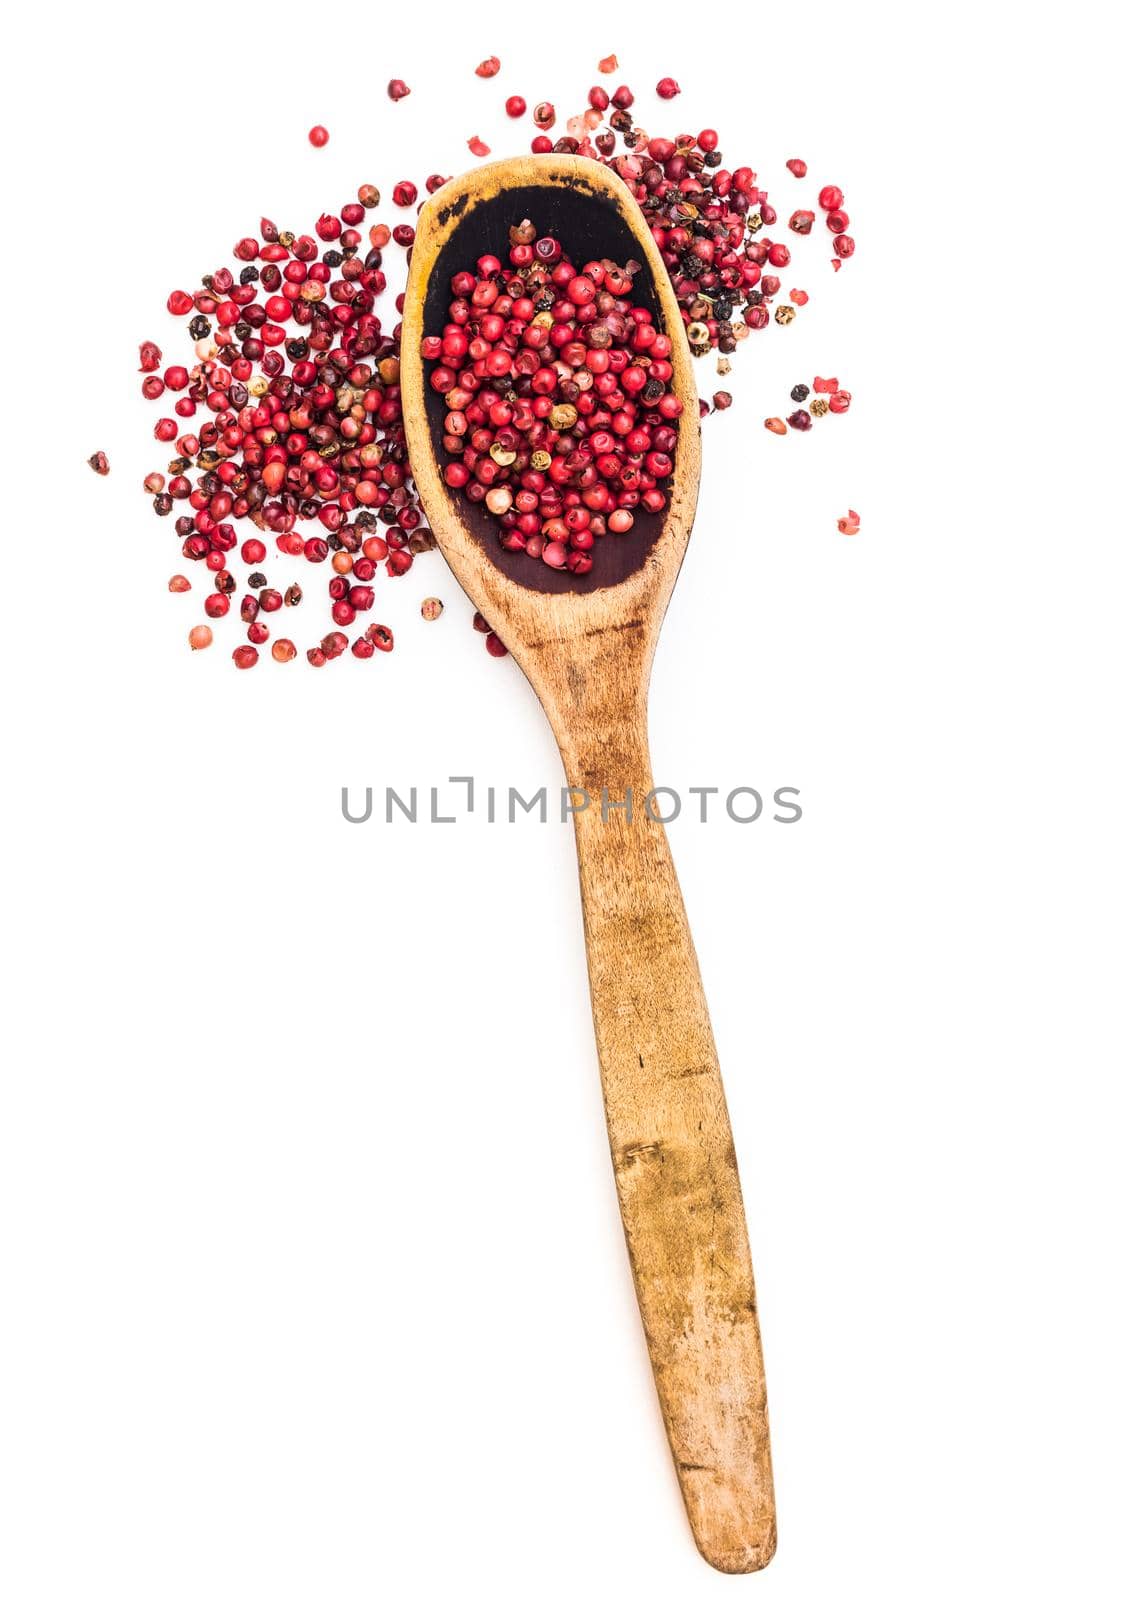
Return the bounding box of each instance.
[169,575,191,592]
[423,225,680,578]
[837,510,860,536]
[88,451,110,475]
[387,79,411,102]
[188,624,213,650]
[141,62,858,666]
[786,158,807,178]
[421,597,444,621]
[656,77,681,99]
[505,95,527,118]
[790,384,810,402]
[271,639,297,662]
[308,125,329,148]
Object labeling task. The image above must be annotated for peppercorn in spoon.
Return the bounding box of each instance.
[402,155,775,1575]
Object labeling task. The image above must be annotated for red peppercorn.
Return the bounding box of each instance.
[308,125,329,147]
[468,136,491,157]
[786,158,808,178]
[188,625,213,650]
[833,234,856,259]
[387,78,411,101]
[655,77,680,99]
[826,210,850,234]
[485,632,509,657]
[532,136,553,153]
[166,290,193,316]
[138,341,162,372]
[475,56,501,78]
[789,210,815,235]
[505,95,527,118]
[392,180,418,208]
[818,185,844,211]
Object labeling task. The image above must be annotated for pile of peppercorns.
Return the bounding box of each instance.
[126,54,855,666]
[423,225,682,579]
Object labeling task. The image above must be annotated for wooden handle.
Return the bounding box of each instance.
[557,687,776,1574]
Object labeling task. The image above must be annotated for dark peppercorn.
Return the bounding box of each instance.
[248,571,267,588]
[790,384,810,402]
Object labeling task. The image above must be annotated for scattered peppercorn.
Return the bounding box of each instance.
[790,384,810,402]
[837,510,860,536]
[475,56,501,78]
[387,79,411,102]
[308,125,329,148]
[88,451,109,475]
[421,597,444,621]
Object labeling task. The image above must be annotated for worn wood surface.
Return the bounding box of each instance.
[402,156,775,1574]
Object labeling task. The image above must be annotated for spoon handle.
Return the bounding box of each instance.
[559,711,776,1574]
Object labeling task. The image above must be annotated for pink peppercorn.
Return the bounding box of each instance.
[505,95,527,117]
[387,78,411,101]
[656,77,680,99]
[308,125,329,147]
[786,158,807,178]
[818,185,843,211]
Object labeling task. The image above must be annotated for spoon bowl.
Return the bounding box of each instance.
[402,155,776,1575]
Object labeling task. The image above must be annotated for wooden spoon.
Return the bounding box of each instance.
[402,156,775,1574]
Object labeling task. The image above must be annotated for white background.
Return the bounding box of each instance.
[2,4,1132,1596]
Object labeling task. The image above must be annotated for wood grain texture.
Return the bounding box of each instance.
[402,156,775,1574]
